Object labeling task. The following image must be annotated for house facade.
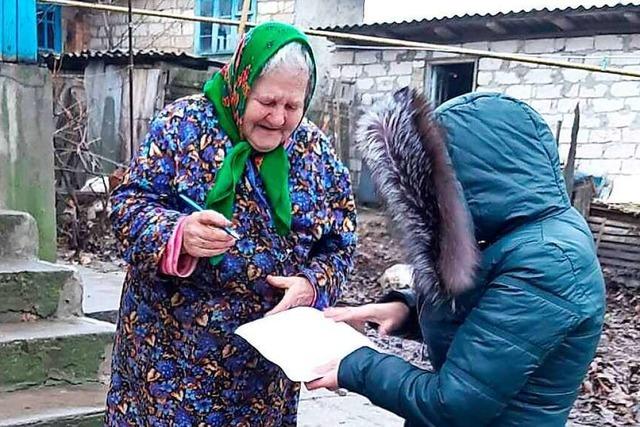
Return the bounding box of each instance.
[322,4,640,203]
[37,2,640,202]
[39,0,365,109]
[41,0,304,54]
[33,0,366,177]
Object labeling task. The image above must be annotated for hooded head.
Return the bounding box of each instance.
[435,92,571,244]
[356,89,570,298]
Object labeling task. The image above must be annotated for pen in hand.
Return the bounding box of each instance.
[179,194,241,240]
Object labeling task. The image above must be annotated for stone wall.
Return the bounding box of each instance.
[0,63,57,261]
[329,34,640,202]
[328,48,428,187]
[78,0,364,55]
[293,0,365,112]
[474,35,640,202]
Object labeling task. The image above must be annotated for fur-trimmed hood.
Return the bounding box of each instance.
[357,90,572,298]
[356,88,479,298]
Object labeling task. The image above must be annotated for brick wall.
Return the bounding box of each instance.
[82,0,295,52]
[329,48,428,186]
[474,34,640,202]
[329,34,640,202]
[256,0,295,24]
[85,0,195,52]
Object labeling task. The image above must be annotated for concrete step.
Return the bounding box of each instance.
[68,265,123,316]
[0,383,105,427]
[0,317,115,391]
[0,261,82,323]
[0,211,38,261]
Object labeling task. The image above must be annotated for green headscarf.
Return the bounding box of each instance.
[203,22,316,265]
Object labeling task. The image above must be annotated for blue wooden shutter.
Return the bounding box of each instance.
[1,0,37,63]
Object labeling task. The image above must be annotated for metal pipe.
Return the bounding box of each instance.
[128,0,135,160]
[40,0,640,79]
[310,29,640,79]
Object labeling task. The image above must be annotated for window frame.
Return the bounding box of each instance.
[36,2,62,53]
[425,58,478,107]
[195,0,257,56]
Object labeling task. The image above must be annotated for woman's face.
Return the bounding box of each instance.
[241,68,308,152]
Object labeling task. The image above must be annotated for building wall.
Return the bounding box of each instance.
[257,0,295,24]
[83,0,196,52]
[293,0,365,112]
[475,35,640,204]
[328,48,429,186]
[0,63,57,261]
[73,0,364,108]
[80,0,297,52]
[328,34,640,202]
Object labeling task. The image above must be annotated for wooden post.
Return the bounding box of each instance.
[594,218,607,249]
[572,178,595,218]
[555,119,562,147]
[238,0,252,36]
[563,103,580,198]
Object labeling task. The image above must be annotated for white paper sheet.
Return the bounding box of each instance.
[235,307,375,382]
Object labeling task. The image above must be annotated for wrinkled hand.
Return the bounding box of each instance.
[265,275,315,316]
[323,302,410,336]
[182,211,236,258]
[305,359,339,391]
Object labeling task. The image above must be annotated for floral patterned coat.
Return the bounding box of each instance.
[105,94,357,426]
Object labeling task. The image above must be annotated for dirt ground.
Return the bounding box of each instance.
[60,207,639,426]
[348,208,640,427]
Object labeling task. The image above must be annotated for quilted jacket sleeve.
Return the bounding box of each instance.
[338,244,585,426]
[109,106,190,274]
[378,289,422,341]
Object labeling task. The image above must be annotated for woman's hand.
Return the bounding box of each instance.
[306,302,412,392]
[323,302,411,336]
[182,211,236,258]
[306,359,339,391]
[265,275,315,315]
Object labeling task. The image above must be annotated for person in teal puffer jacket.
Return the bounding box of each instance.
[307,91,606,427]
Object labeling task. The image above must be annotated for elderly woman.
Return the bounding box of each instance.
[106,22,356,426]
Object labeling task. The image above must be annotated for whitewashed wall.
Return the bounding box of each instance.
[85,0,294,52]
[328,34,640,202]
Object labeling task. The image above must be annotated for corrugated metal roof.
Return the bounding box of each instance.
[40,49,224,71]
[317,2,640,44]
[324,2,640,30]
